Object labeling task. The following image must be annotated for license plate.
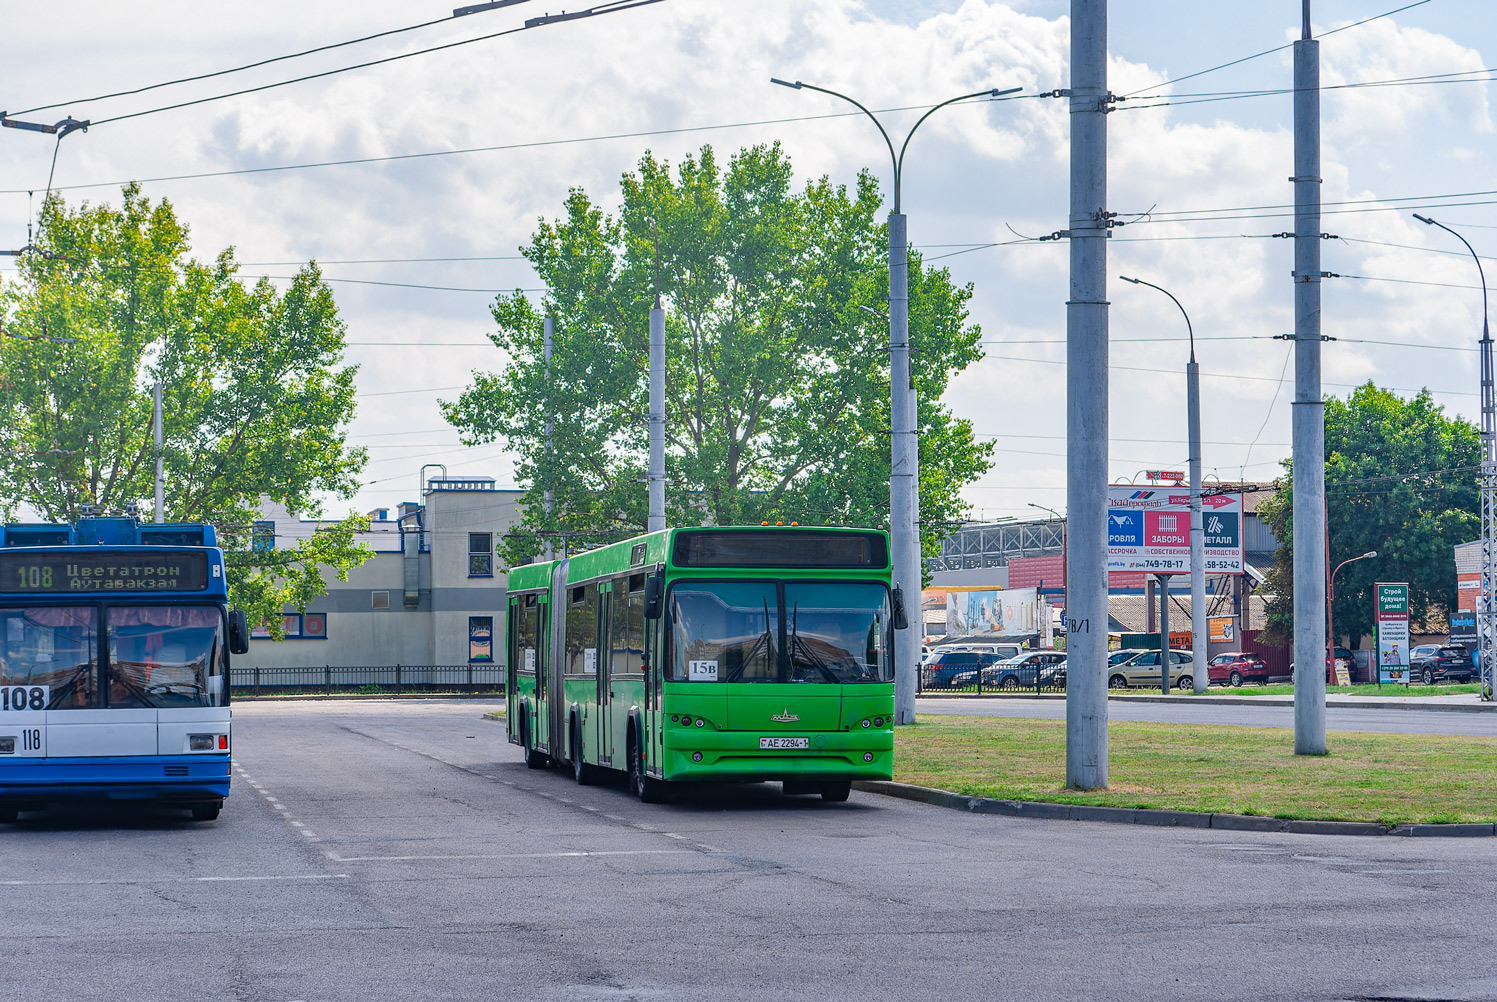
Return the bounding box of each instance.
[760,736,809,750]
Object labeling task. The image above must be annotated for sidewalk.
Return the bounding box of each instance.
[916,692,1497,713]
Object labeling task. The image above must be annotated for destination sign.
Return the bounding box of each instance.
[0,552,210,594]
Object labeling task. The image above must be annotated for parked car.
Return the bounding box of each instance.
[1110,649,1195,689]
[1290,647,1353,684]
[1208,651,1270,687]
[922,651,1003,689]
[937,642,1023,660]
[951,651,1067,689]
[1410,645,1476,685]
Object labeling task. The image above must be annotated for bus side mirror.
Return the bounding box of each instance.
[228,609,251,655]
[644,574,664,620]
[891,587,910,631]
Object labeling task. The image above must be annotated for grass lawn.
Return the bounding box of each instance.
[1193,683,1482,697]
[894,716,1497,824]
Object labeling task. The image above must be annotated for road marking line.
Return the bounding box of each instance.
[0,874,349,886]
[290,821,304,827]
[324,849,697,863]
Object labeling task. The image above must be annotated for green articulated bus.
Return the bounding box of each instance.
[505,526,901,803]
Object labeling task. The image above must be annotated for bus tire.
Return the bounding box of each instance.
[571,723,597,786]
[190,800,222,821]
[630,730,668,804]
[820,781,851,802]
[522,717,548,770]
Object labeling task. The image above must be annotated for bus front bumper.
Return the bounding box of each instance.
[0,755,231,802]
[661,732,893,782]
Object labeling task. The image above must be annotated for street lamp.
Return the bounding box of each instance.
[1414,212,1495,700]
[1328,549,1377,684]
[1119,275,1208,694]
[1029,503,1066,645]
[772,77,1020,726]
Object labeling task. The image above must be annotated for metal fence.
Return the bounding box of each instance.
[231,665,505,697]
[917,663,1065,696]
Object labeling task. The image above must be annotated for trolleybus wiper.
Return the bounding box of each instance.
[722,597,776,683]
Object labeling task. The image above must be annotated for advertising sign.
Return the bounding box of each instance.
[1106,487,1244,574]
[1376,582,1411,684]
[944,587,1040,639]
[1208,616,1237,644]
[1457,572,1480,613]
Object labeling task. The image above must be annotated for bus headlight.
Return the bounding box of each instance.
[863,752,874,763]
[189,735,215,751]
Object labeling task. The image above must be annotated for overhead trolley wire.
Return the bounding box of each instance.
[6,11,461,118]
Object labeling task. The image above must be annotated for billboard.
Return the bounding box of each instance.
[1208,616,1237,644]
[1376,582,1411,684]
[1458,572,1480,613]
[944,587,1040,639]
[1107,486,1243,574]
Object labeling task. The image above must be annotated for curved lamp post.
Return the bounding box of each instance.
[1414,213,1494,699]
[772,77,1020,724]
[1328,549,1377,683]
[1119,275,1208,693]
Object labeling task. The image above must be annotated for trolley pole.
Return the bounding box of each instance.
[1066,0,1110,788]
[153,381,164,523]
[646,218,666,534]
[1292,0,1328,754]
[543,317,555,560]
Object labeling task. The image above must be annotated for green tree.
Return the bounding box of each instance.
[1258,383,1479,646]
[442,143,992,563]
[0,185,372,633]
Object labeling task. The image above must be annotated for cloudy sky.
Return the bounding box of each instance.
[3,0,1494,523]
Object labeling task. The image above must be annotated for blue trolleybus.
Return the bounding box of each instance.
[0,516,250,822]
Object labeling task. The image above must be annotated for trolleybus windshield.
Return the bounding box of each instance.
[107,606,226,708]
[668,581,892,684]
[0,607,98,708]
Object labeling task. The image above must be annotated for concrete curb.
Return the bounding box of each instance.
[917,693,1497,714]
[852,780,1497,838]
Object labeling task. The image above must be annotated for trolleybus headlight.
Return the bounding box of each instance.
[695,718,704,728]
[692,752,703,762]
[670,715,679,723]
[863,752,874,763]
[680,716,691,727]
[874,717,884,727]
[189,734,214,751]
[861,719,871,728]
[0,737,13,754]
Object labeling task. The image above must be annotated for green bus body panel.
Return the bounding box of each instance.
[504,527,894,785]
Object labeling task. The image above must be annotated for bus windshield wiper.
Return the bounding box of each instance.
[722,597,776,683]
[789,603,838,683]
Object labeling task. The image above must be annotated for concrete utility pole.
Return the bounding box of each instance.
[1066,0,1110,788]
[543,317,555,560]
[152,381,164,523]
[770,76,1020,727]
[1158,574,1171,694]
[646,218,666,534]
[1292,0,1328,754]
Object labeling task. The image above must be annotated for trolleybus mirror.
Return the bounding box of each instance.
[228,609,251,655]
[891,587,910,631]
[644,574,664,620]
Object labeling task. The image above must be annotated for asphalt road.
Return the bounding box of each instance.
[918,695,1497,736]
[3,698,1495,1002]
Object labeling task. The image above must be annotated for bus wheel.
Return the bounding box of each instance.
[631,731,668,804]
[190,801,222,821]
[522,719,547,770]
[571,726,596,786]
[820,782,851,802]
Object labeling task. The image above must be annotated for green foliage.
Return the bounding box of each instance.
[1258,383,1479,645]
[442,143,992,564]
[0,185,372,632]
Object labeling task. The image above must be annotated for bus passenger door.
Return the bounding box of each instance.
[596,584,613,767]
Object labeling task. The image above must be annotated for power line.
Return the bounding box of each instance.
[7,11,465,118]
[79,2,667,129]
[1117,0,1432,99]
[240,256,526,265]
[0,96,1032,197]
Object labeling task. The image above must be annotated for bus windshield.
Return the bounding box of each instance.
[107,606,226,708]
[668,581,892,684]
[0,607,98,708]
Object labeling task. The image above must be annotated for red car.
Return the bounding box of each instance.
[1208,652,1271,687]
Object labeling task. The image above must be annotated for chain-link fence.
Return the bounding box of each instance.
[231,665,504,698]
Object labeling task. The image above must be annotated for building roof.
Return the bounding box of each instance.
[1106,593,1269,633]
